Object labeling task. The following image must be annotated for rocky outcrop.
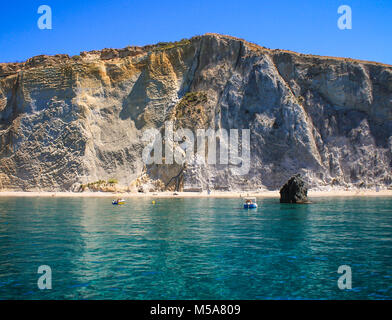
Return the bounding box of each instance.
[0,33,391,191]
[279,174,309,203]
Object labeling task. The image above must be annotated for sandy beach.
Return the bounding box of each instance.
[0,189,391,198]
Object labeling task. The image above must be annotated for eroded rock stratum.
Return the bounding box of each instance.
[0,34,391,191]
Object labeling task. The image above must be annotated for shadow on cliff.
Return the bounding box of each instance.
[119,71,148,130]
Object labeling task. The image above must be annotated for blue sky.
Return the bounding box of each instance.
[1,0,391,64]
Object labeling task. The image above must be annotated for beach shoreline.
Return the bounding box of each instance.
[0,189,391,198]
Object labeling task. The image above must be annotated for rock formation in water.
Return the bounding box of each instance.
[280,174,309,203]
[0,33,391,192]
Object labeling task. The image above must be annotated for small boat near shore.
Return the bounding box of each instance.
[243,197,257,209]
[112,199,125,205]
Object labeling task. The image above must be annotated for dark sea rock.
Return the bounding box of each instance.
[280,174,309,203]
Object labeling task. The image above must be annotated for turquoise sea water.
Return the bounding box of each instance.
[0,196,391,300]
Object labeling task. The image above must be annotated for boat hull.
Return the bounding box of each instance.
[112,200,125,205]
[244,203,257,209]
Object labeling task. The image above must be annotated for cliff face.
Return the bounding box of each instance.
[0,34,391,191]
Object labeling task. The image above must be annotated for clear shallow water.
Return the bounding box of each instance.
[0,196,391,300]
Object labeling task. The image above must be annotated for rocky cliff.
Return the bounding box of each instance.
[0,33,391,191]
